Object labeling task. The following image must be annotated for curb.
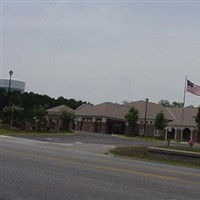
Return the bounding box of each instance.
[148,147,200,158]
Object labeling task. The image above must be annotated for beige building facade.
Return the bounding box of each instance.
[47,101,199,142]
[47,105,74,130]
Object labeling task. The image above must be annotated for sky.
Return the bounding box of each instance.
[1,0,200,106]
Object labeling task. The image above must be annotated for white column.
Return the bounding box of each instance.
[92,117,96,122]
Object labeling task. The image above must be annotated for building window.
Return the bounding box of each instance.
[97,118,102,122]
[83,117,92,122]
[139,128,146,136]
[154,129,160,137]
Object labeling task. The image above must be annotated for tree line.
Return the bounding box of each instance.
[158,99,185,107]
[0,88,87,130]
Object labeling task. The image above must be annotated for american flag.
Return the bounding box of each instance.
[187,79,200,96]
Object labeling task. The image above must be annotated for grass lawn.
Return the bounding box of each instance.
[160,146,200,153]
[112,134,161,142]
[110,146,200,168]
[0,128,74,135]
[0,128,14,134]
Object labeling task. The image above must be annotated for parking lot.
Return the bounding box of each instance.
[13,131,164,153]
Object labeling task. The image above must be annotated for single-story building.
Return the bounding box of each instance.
[47,101,199,142]
[46,105,74,130]
[75,102,128,134]
[75,101,174,139]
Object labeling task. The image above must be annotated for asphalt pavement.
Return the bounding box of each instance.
[12,131,165,153]
[1,135,200,200]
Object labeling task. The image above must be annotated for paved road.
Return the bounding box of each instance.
[1,135,200,200]
[13,131,166,152]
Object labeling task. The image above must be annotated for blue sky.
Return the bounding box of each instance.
[1,0,200,106]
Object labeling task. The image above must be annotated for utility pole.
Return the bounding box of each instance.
[7,70,13,106]
[143,98,149,138]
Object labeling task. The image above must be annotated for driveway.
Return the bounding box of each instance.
[12,131,164,153]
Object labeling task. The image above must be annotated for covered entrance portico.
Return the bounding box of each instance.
[165,126,198,142]
[106,119,125,134]
[75,116,126,135]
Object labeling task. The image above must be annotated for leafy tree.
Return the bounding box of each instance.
[2,105,23,128]
[154,111,169,144]
[9,91,22,106]
[195,106,200,142]
[154,111,167,131]
[60,109,75,130]
[171,101,184,108]
[158,100,184,108]
[0,88,7,110]
[0,90,86,111]
[125,106,139,136]
[158,100,171,107]
[0,89,87,131]
[32,107,47,131]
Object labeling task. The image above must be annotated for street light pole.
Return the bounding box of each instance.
[7,70,13,106]
[143,98,149,138]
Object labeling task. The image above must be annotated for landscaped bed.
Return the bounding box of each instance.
[110,146,200,168]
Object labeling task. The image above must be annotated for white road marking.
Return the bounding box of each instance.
[61,143,74,147]
[104,145,115,148]
[0,135,11,138]
[46,138,60,141]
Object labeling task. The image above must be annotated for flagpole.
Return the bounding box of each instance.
[181,76,187,128]
[183,76,187,107]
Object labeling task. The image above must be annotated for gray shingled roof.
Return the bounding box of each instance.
[167,107,197,127]
[75,102,129,120]
[75,101,175,121]
[48,102,198,127]
[47,105,74,114]
[124,100,174,121]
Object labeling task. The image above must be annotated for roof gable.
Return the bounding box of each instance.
[125,101,174,120]
[75,102,129,120]
[47,105,74,114]
[168,107,197,127]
